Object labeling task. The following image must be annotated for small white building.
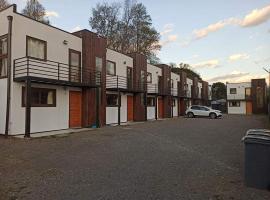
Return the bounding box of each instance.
[227,82,251,114]
[0,5,88,136]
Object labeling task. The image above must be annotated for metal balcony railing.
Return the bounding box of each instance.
[13,57,101,87]
[171,88,178,96]
[147,83,159,94]
[106,74,146,92]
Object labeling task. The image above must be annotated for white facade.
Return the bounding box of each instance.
[198,82,202,99]
[105,49,134,125]
[0,6,83,135]
[172,98,178,117]
[227,101,247,114]
[147,63,162,93]
[227,82,251,100]
[171,72,180,96]
[186,78,193,98]
[147,95,156,120]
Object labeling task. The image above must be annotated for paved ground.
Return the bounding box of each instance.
[1,115,270,200]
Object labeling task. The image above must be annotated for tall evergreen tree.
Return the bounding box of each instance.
[0,0,9,10]
[22,0,50,24]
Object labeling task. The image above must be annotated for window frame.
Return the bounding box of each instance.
[106,93,119,107]
[22,87,56,107]
[229,101,240,107]
[147,72,152,83]
[0,34,8,79]
[106,60,116,76]
[26,35,47,61]
[230,88,237,94]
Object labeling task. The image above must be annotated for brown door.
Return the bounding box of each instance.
[69,91,82,128]
[246,101,252,115]
[127,96,134,121]
[158,98,164,118]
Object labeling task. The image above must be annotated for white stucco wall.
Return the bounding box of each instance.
[227,82,251,100]
[106,49,133,89]
[147,64,162,93]
[171,72,180,96]
[187,78,193,98]
[227,101,246,114]
[106,93,128,125]
[0,6,83,135]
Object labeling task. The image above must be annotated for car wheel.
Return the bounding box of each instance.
[187,112,194,118]
[209,113,217,119]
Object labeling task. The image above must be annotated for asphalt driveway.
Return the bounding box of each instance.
[0,115,270,200]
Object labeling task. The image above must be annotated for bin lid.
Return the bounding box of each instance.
[242,134,270,145]
[247,129,270,135]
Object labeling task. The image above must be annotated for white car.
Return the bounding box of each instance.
[185,105,222,119]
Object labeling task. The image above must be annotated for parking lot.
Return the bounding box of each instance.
[1,115,270,200]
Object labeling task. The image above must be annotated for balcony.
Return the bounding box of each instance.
[106,74,146,92]
[171,88,178,97]
[147,83,159,94]
[13,57,101,87]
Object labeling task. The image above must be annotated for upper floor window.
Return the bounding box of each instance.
[230,88,237,94]
[0,35,8,78]
[256,87,264,108]
[106,61,116,76]
[26,36,47,60]
[171,79,174,88]
[147,72,152,83]
[96,57,103,72]
[69,49,81,82]
[245,88,251,98]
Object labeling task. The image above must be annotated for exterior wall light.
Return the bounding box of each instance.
[63,40,68,45]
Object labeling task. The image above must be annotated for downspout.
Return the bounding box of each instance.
[5,16,13,137]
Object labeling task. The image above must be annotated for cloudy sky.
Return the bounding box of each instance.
[10,0,270,84]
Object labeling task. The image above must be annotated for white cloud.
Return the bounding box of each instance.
[71,26,82,32]
[192,59,219,69]
[240,5,270,27]
[159,34,178,46]
[206,71,268,84]
[193,21,228,39]
[228,53,250,62]
[45,11,59,18]
[160,24,174,36]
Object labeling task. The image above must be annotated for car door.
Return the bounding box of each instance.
[200,107,210,117]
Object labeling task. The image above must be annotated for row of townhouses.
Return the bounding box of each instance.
[0,5,212,137]
[227,79,267,115]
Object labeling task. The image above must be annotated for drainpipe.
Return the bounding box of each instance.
[5,16,13,137]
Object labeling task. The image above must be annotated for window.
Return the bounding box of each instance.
[106,61,116,75]
[96,57,103,72]
[172,99,176,107]
[69,49,81,82]
[147,97,155,107]
[171,79,174,88]
[106,94,119,107]
[141,93,145,106]
[191,106,200,110]
[0,35,8,78]
[22,87,56,107]
[147,72,152,83]
[200,107,209,111]
[245,88,251,98]
[229,101,240,107]
[230,88,237,94]
[26,36,47,60]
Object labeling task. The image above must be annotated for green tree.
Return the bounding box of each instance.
[89,0,161,59]
[211,82,227,100]
[22,0,50,24]
[0,0,9,9]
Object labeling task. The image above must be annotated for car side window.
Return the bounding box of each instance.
[191,106,200,110]
[201,107,209,111]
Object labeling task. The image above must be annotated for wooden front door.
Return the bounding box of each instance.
[127,96,134,121]
[69,91,82,128]
[246,101,252,115]
[158,98,164,118]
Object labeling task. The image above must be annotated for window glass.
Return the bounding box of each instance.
[27,37,46,60]
[22,87,56,107]
[106,61,116,75]
[230,88,237,94]
[172,99,176,107]
[106,94,118,106]
[70,50,81,82]
[0,36,8,78]
[245,88,251,97]
[229,101,240,107]
[96,57,103,72]
[147,72,152,83]
[147,97,155,106]
[191,106,200,110]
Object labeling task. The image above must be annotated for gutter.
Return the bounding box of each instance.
[5,16,13,137]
